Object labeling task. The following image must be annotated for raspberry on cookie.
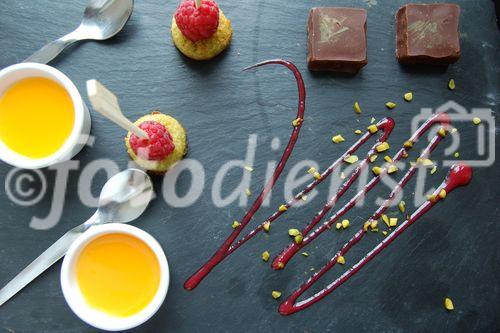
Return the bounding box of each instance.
[125,111,187,174]
[171,0,232,60]
[129,121,176,161]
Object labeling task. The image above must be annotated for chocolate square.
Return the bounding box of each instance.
[396,3,461,64]
[307,7,368,73]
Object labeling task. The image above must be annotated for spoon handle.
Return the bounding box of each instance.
[24,32,78,64]
[0,213,100,307]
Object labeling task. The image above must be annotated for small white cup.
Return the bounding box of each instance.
[0,63,91,169]
[61,224,170,331]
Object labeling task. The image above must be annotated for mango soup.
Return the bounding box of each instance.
[0,77,74,159]
[75,233,161,317]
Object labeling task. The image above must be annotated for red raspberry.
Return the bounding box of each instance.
[174,0,219,42]
[129,121,175,161]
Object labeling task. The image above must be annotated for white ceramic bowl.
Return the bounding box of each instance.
[0,63,91,169]
[61,224,169,331]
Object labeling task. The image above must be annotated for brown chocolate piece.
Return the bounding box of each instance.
[307,7,367,73]
[396,3,461,64]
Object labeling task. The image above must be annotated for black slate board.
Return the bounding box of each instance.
[0,0,499,332]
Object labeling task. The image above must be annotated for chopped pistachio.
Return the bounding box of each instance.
[387,165,398,174]
[376,142,390,152]
[428,194,437,202]
[385,102,397,109]
[332,134,345,143]
[389,218,398,227]
[417,158,434,166]
[307,167,317,174]
[367,124,378,134]
[277,262,285,269]
[454,152,460,158]
[301,252,309,257]
[294,234,304,244]
[372,166,383,176]
[382,230,388,236]
[382,214,390,227]
[336,222,342,230]
[444,297,454,311]
[344,155,359,164]
[354,101,362,114]
[263,221,271,232]
[450,128,458,134]
[245,188,252,196]
[402,151,409,158]
[301,194,308,201]
[363,221,371,231]
[336,255,346,265]
[370,220,378,230]
[472,117,481,125]
[398,201,406,213]
[313,171,322,180]
[340,172,346,179]
[232,221,241,229]
[430,165,437,174]
[448,79,456,90]
[404,92,413,102]
[292,117,303,127]
[244,165,254,172]
[424,159,434,166]
[384,156,393,163]
[354,129,362,135]
[262,251,270,262]
[272,291,282,299]
[403,140,414,149]
[371,117,376,124]
[438,127,447,137]
[279,204,288,212]
[341,219,350,229]
[288,228,301,237]
[439,189,447,199]
[370,154,378,163]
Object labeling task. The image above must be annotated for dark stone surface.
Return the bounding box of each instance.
[0,0,498,332]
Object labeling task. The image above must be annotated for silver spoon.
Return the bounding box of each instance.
[24,0,134,64]
[0,168,153,307]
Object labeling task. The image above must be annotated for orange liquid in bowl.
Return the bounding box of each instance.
[0,77,74,158]
[75,233,161,317]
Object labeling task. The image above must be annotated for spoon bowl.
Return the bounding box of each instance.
[80,0,134,40]
[97,168,154,224]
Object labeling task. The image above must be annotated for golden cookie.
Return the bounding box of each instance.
[171,10,232,60]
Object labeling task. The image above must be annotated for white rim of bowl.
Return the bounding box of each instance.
[60,224,169,331]
[0,63,85,169]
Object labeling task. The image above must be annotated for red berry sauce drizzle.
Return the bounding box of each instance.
[279,163,472,315]
[184,59,305,290]
[184,59,473,315]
